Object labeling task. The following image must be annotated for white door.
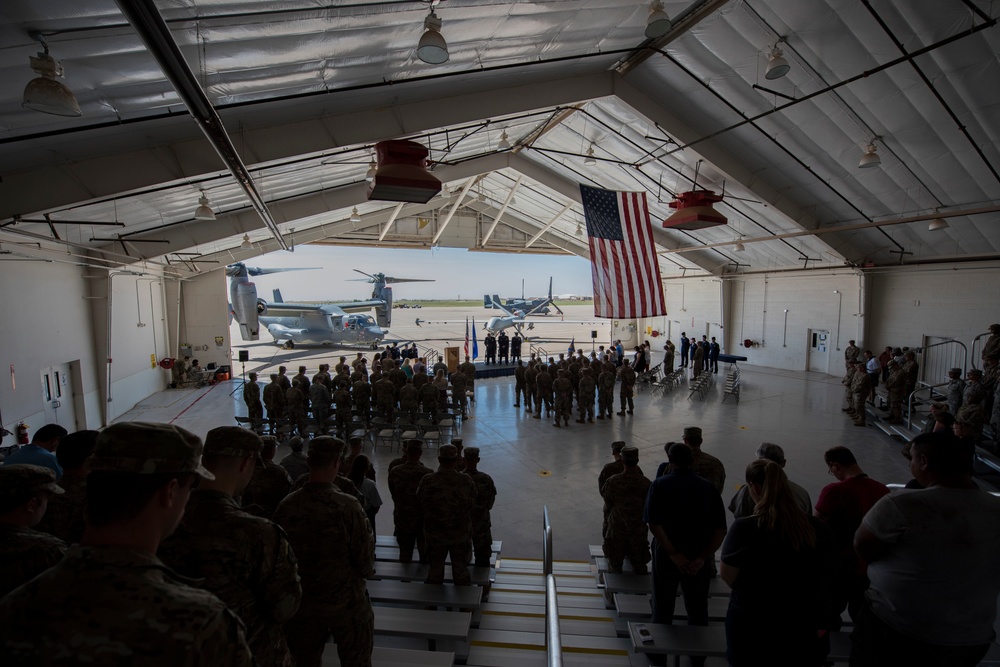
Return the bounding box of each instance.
[40,363,77,431]
[808,329,831,374]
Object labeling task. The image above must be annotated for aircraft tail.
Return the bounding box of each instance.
[273,289,284,303]
[492,294,502,308]
[484,295,493,309]
[548,276,553,301]
[376,287,392,328]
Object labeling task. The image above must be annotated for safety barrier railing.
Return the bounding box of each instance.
[542,506,562,667]
[905,381,949,430]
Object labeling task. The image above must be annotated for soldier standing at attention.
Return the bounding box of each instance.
[709,337,721,374]
[279,436,310,481]
[419,377,440,423]
[243,372,264,430]
[398,379,420,418]
[884,360,907,424]
[598,363,616,419]
[576,367,597,423]
[844,340,861,370]
[534,363,553,418]
[277,365,292,390]
[0,422,254,666]
[617,358,637,416]
[511,332,522,363]
[159,427,301,667]
[417,444,476,585]
[352,376,372,425]
[599,441,627,540]
[514,360,527,407]
[498,331,510,364]
[463,447,497,568]
[946,367,966,418]
[374,374,396,421]
[601,447,652,575]
[663,339,676,372]
[286,380,307,435]
[451,368,469,419]
[274,436,374,667]
[0,465,68,598]
[332,380,353,439]
[842,361,858,414]
[388,440,433,563]
[293,365,311,398]
[309,377,331,433]
[264,373,286,430]
[850,362,872,427]
[241,436,293,519]
[680,333,690,368]
[524,359,539,413]
[552,369,573,428]
[459,355,477,396]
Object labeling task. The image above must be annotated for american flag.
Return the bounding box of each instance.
[464,318,470,358]
[580,185,666,318]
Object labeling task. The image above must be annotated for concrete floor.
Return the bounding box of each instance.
[115,362,913,562]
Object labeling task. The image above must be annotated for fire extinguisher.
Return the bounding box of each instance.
[15,422,29,445]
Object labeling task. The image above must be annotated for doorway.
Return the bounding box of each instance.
[808,329,831,374]
[40,363,78,431]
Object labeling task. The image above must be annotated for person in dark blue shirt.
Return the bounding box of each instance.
[679,334,690,369]
[644,443,726,666]
[2,424,67,480]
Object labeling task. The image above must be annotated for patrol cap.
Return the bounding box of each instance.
[0,464,64,498]
[349,436,364,447]
[991,323,1000,332]
[969,368,983,377]
[438,444,460,462]
[611,441,627,454]
[204,426,262,458]
[403,438,424,453]
[621,447,639,464]
[683,427,702,439]
[309,436,345,457]
[90,422,214,480]
[931,402,947,411]
[949,367,963,375]
[450,438,463,446]
[464,447,480,460]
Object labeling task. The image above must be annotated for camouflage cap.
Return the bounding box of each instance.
[349,437,364,447]
[309,436,345,457]
[0,464,64,498]
[683,427,702,439]
[203,426,262,458]
[949,367,963,375]
[403,438,424,453]
[464,446,480,460]
[91,422,214,480]
[438,444,460,461]
[450,438,463,446]
[611,441,627,454]
[621,447,640,464]
[991,323,1000,332]
[969,368,983,377]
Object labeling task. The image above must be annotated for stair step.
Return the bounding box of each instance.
[499,558,592,573]
[478,612,618,637]
[481,602,618,621]
[494,572,594,586]
[469,628,632,655]
[465,645,639,667]
[486,590,608,610]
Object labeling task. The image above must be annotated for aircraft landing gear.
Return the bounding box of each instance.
[283,341,295,349]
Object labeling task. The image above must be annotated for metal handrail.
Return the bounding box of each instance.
[542,506,562,667]
[969,332,991,369]
[913,339,968,378]
[906,381,949,429]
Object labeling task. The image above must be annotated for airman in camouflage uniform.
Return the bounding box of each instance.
[0,422,254,666]
[598,365,616,419]
[388,440,433,563]
[568,357,582,401]
[617,359,636,415]
[946,367,966,417]
[534,365,553,418]
[399,380,420,418]
[451,369,469,418]
[0,465,68,598]
[279,436,310,481]
[601,447,651,574]
[243,372,264,430]
[850,364,872,427]
[34,429,97,544]
[274,437,375,667]
[598,441,627,538]
[159,427,301,667]
[420,380,440,423]
[463,447,497,568]
[313,363,332,389]
[902,351,920,398]
[309,378,331,431]
[884,361,907,423]
[417,445,476,585]
[293,365,311,396]
[460,356,477,393]
[375,376,396,421]
[286,381,307,435]
[841,361,857,413]
[524,360,538,412]
[514,360,527,407]
[264,373,287,429]
[552,369,573,428]
[353,377,372,424]
[576,366,597,423]
[241,436,292,519]
[388,361,408,401]
[332,381,353,439]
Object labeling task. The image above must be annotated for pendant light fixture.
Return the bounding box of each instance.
[928,213,949,231]
[22,35,81,117]
[241,234,252,248]
[498,131,511,150]
[645,1,672,39]
[417,9,449,64]
[350,207,361,223]
[733,238,746,252]
[858,141,881,169]
[764,45,791,80]
[365,159,377,182]
[194,190,216,221]
[584,145,597,166]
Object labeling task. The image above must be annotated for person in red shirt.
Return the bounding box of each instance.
[813,446,889,625]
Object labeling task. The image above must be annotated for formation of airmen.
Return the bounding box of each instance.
[0,421,498,667]
[482,331,522,365]
[243,350,476,436]
[512,348,639,427]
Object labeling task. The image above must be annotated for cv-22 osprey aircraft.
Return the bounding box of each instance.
[227,263,431,348]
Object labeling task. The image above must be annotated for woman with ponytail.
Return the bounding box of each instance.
[720,459,835,666]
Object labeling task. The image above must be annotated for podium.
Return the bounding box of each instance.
[444,347,460,373]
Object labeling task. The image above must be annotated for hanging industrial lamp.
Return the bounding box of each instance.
[365,160,377,182]
[764,46,791,80]
[240,234,252,248]
[417,10,449,64]
[645,1,672,39]
[928,216,949,231]
[22,38,81,117]
[194,190,216,221]
[498,131,511,150]
[584,145,597,166]
[858,141,881,169]
[350,207,361,223]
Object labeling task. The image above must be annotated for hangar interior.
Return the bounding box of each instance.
[1,0,999,434]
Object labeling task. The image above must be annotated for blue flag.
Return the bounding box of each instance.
[472,319,479,360]
[568,337,576,355]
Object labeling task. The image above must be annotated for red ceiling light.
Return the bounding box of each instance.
[367,140,442,203]
[663,190,728,230]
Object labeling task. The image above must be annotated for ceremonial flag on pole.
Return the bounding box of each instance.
[464,318,470,358]
[472,319,479,360]
[568,337,576,355]
[580,185,667,319]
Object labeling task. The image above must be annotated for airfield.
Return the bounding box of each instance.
[230,303,615,374]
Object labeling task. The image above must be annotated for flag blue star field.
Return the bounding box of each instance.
[580,185,666,318]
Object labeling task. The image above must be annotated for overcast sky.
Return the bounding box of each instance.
[240,245,595,301]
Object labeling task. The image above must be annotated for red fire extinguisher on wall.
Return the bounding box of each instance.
[15,422,29,445]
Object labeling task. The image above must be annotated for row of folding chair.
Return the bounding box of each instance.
[688,371,715,401]
[651,369,686,395]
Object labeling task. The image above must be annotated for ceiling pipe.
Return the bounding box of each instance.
[113,0,288,250]
[481,175,522,245]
